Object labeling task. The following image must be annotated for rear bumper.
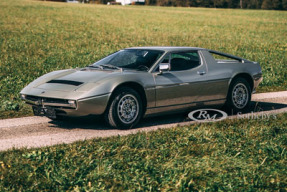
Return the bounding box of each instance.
[21,93,111,117]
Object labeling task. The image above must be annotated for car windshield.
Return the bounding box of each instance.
[91,49,164,71]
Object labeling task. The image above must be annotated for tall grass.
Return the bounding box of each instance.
[0,0,286,118]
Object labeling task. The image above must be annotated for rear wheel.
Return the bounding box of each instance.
[105,87,143,129]
[226,78,251,113]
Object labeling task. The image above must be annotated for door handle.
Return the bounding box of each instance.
[197,71,206,75]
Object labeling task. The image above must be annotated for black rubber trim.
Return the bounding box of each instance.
[147,98,225,109]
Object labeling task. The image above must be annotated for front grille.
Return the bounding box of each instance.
[26,95,38,101]
[44,98,69,104]
[26,95,69,104]
[24,95,76,108]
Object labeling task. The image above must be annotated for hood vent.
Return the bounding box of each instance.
[47,80,83,86]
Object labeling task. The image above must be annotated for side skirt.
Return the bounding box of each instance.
[144,99,226,117]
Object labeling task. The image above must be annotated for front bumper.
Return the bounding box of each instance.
[21,93,111,117]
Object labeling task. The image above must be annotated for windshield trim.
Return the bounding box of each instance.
[91,49,164,73]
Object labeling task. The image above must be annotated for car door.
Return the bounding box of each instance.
[153,51,208,108]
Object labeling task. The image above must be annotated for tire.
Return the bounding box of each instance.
[226,78,251,113]
[105,87,143,129]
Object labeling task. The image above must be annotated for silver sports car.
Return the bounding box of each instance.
[20,47,263,128]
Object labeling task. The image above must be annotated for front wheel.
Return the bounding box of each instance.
[226,78,251,113]
[105,87,143,129]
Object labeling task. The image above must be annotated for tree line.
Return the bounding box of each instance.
[52,0,287,10]
[143,0,287,10]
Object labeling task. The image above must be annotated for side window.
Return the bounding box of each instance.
[161,54,170,64]
[170,52,201,71]
[211,52,240,63]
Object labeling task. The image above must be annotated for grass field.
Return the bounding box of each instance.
[0,2,286,189]
[0,0,286,118]
[0,113,286,191]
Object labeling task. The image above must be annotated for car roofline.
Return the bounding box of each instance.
[126,46,206,52]
[125,47,250,62]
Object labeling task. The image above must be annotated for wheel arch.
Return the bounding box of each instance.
[107,82,147,115]
[229,73,254,91]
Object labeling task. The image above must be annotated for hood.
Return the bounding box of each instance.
[35,69,119,92]
[55,69,116,83]
[20,68,147,100]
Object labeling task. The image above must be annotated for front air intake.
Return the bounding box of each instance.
[47,80,83,86]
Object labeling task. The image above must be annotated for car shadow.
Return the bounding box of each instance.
[248,101,287,113]
[48,115,110,130]
[49,100,287,130]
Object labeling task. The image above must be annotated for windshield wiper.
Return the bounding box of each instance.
[99,64,122,71]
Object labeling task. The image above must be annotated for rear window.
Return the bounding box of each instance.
[210,52,241,63]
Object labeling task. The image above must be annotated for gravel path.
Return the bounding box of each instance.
[0,91,286,151]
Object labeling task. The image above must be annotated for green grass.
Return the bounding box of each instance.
[0,2,286,189]
[0,113,286,191]
[0,0,286,118]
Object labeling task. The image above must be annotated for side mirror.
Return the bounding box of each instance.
[159,63,170,73]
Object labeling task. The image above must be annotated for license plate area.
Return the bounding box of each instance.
[32,106,56,119]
